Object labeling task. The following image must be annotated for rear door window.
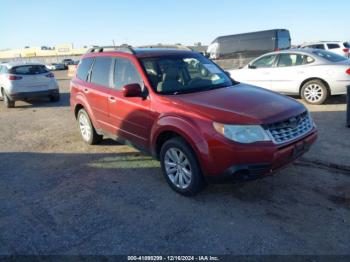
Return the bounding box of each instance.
[76,58,94,81]
[114,58,143,90]
[327,43,340,49]
[277,54,305,67]
[9,65,48,75]
[313,44,325,50]
[90,57,113,87]
[251,55,277,68]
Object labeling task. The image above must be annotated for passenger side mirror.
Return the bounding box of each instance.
[248,64,256,69]
[122,83,142,97]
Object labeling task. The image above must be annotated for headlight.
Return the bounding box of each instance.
[213,122,271,144]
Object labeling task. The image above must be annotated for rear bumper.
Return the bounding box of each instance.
[201,130,317,183]
[9,89,59,100]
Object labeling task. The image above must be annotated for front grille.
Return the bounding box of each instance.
[265,111,313,144]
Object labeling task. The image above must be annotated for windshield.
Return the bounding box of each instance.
[140,54,233,94]
[312,50,347,62]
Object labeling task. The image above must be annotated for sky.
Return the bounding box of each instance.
[1,0,349,50]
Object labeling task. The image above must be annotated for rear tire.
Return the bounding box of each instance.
[3,91,15,108]
[77,109,102,145]
[160,137,205,196]
[50,93,60,102]
[301,80,328,105]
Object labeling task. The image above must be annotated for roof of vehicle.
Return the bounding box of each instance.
[84,47,199,59]
[301,41,348,45]
[134,48,196,58]
[1,61,45,68]
[256,48,318,57]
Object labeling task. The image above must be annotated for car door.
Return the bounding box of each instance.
[86,56,113,131]
[268,53,307,94]
[108,56,153,150]
[272,53,316,94]
[237,54,277,90]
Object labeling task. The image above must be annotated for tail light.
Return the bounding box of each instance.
[346,68,350,75]
[46,72,55,78]
[8,75,22,80]
[343,48,349,53]
[274,48,280,51]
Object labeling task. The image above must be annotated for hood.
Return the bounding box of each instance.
[170,84,306,125]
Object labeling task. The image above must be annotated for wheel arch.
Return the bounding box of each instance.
[151,116,206,163]
[299,77,331,96]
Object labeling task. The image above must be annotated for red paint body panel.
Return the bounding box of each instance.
[70,50,318,179]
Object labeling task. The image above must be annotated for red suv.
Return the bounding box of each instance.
[70,46,317,195]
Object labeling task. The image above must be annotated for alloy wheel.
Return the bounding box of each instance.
[79,112,92,142]
[164,147,192,189]
[304,83,324,103]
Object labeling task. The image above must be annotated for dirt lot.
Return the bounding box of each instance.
[0,70,349,255]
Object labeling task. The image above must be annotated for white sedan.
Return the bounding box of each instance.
[228,49,350,104]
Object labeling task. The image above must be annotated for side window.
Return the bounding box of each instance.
[251,55,277,68]
[114,58,143,90]
[277,54,305,67]
[76,58,94,81]
[314,44,325,50]
[327,44,340,49]
[303,55,315,64]
[90,57,113,87]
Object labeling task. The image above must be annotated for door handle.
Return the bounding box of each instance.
[83,88,89,94]
[108,96,116,103]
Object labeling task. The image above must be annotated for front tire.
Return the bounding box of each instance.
[301,80,328,105]
[160,137,205,196]
[77,109,102,145]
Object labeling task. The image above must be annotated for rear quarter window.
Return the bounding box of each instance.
[76,58,94,81]
[9,65,48,75]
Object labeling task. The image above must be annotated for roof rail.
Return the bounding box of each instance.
[87,45,135,54]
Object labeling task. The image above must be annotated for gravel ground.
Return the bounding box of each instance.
[0,70,349,255]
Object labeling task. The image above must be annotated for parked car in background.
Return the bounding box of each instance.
[229,49,350,105]
[62,58,74,68]
[0,62,59,108]
[70,46,317,195]
[46,63,65,71]
[207,29,291,60]
[301,41,350,58]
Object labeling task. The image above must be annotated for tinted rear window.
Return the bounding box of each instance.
[76,58,94,81]
[313,50,347,62]
[90,57,113,87]
[344,42,350,48]
[277,30,291,49]
[9,65,48,75]
[327,43,340,49]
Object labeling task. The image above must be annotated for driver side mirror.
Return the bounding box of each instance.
[248,64,256,69]
[122,83,142,97]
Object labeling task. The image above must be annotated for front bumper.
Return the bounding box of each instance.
[198,129,318,183]
[9,89,59,100]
